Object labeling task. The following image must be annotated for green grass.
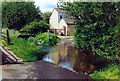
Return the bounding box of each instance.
[1,33,60,61]
[90,63,119,79]
[2,36,42,61]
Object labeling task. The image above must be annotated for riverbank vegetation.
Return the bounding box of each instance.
[34,33,60,46]
[2,36,41,61]
[1,2,60,62]
[61,2,120,79]
[1,32,60,61]
[90,63,119,79]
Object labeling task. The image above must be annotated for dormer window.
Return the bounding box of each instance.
[60,15,63,20]
[59,12,66,19]
[59,12,66,23]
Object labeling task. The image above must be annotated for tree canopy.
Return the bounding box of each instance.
[2,2,43,30]
[62,2,120,60]
[42,11,52,24]
[20,20,49,35]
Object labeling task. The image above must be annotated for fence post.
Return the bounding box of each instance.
[6,29,10,45]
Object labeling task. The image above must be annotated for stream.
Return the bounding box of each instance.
[42,45,109,74]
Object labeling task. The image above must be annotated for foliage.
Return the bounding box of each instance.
[62,2,120,60]
[34,32,60,46]
[42,11,52,24]
[20,20,49,35]
[2,2,43,30]
[90,64,119,79]
[2,36,42,61]
[1,31,60,61]
[2,28,20,37]
[117,21,120,58]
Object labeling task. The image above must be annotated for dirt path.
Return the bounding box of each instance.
[2,60,92,79]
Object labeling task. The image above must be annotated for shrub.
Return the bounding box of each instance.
[20,20,49,35]
[34,32,60,46]
[1,32,60,61]
[4,36,42,61]
[90,64,119,79]
[63,2,120,60]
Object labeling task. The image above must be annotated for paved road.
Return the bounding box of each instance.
[57,36,74,46]
[2,36,92,80]
[2,60,92,79]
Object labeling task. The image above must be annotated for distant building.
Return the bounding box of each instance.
[49,8,75,36]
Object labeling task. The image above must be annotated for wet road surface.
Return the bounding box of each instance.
[2,60,92,79]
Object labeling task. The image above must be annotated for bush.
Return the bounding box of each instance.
[1,32,60,61]
[4,36,42,61]
[63,2,120,60]
[20,20,49,35]
[90,64,119,79]
[34,32,60,46]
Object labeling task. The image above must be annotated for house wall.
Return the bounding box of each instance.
[49,9,59,29]
[49,8,74,36]
[59,19,68,35]
[67,24,75,35]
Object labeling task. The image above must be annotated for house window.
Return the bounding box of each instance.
[59,12,66,22]
[60,15,63,20]
[59,13,66,18]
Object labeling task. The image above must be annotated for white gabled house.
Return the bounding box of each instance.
[49,8,74,36]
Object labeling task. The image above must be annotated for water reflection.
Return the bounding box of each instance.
[42,45,109,74]
[43,45,75,71]
[73,51,96,74]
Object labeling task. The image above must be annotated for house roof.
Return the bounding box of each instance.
[53,8,75,25]
[64,18,75,25]
[54,8,65,13]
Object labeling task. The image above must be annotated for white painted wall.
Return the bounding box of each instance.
[49,9,59,29]
[49,8,69,35]
[59,19,68,35]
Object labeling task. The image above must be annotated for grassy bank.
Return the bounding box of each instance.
[90,63,119,80]
[1,32,60,61]
[2,36,41,61]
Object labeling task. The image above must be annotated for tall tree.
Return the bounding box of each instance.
[42,11,52,24]
[2,2,43,30]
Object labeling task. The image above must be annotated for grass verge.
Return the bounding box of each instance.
[2,36,42,61]
[90,63,119,80]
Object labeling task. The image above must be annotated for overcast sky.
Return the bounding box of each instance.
[33,0,58,12]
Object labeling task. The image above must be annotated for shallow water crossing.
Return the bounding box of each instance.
[42,45,109,74]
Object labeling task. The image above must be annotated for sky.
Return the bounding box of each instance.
[33,0,58,12]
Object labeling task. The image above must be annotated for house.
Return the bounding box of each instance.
[49,8,75,36]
